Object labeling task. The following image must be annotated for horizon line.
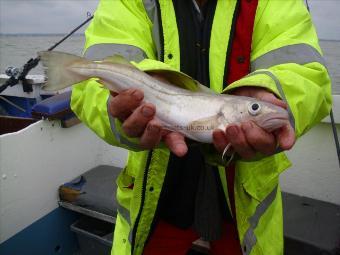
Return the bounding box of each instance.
[0,33,84,36]
[0,33,339,42]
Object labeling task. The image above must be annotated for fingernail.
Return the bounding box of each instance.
[132,90,143,101]
[149,125,161,133]
[142,106,154,118]
[242,122,253,131]
[227,126,238,136]
[175,143,187,156]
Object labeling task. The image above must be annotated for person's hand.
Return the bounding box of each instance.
[108,89,188,157]
[212,87,295,160]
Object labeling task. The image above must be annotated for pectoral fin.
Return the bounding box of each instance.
[96,78,120,93]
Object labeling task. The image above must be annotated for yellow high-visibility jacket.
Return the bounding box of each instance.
[71,1,332,254]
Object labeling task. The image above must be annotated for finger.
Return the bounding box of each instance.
[232,87,287,109]
[213,129,230,154]
[163,132,188,157]
[226,125,256,160]
[276,123,296,150]
[139,120,162,149]
[109,89,144,121]
[241,121,276,156]
[259,93,287,109]
[122,103,156,137]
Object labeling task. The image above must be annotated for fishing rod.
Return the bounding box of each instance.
[0,12,94,94]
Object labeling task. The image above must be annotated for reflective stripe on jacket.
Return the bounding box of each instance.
[70,1,332,254]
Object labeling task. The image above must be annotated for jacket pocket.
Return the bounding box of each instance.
[238,153,291,202]
[116,167,134,213]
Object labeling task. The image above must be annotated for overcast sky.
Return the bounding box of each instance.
[0,0,339,40]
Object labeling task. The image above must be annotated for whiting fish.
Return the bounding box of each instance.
[38,51,289,143]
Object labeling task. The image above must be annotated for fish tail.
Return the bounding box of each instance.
[38,51,90,91]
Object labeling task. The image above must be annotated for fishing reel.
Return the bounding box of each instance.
[3,65,33,93]
[5,66,21,79]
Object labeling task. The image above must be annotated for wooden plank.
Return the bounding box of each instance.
[0,116,37,135]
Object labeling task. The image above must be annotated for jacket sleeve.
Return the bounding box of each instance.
[70,0,166,150]
[223,0,332,138]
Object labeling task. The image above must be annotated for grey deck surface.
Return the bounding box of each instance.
[283,192,340,255]
[320,40,340,95]
[68,165,340,255]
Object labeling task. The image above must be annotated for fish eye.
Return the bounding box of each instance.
[248,102,261,116]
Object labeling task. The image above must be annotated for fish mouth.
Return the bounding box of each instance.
[257,114,289,132]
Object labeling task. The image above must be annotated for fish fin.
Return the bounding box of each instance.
[197,83,217,94]
[97,79,118,92]
[39,51,90,91]
[102,55,136,67]
[96,79,105,87]
[146,69,200,92]
[147,69,217,93]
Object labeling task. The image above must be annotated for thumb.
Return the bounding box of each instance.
[275,123,295,150]
[260,92,287,109]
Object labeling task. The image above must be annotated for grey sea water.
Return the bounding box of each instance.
[0,34,339,94]
[0,34,85,75]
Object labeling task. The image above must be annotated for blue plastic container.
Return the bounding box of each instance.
[0,96,37,118]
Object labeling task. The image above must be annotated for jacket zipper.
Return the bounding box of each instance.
[142,3,219,247]
[131,1,220,253]
[192,0,217,87]
[223,0,241,89]
[155,0,164,62]
[131,1,164,253]
[131,150,153,254]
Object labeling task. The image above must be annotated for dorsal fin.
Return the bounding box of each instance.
[146,69,216,93]
[197,83,217,94]
[146,69,201,92]
[101,56,213,93]
[102,54,135,68]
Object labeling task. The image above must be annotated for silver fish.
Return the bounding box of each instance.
[38,51,289,143]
